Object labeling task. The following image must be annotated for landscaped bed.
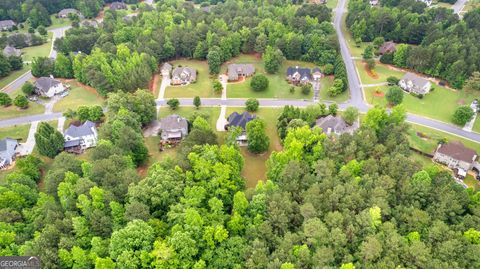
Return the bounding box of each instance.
[225,54,316,99]
[164,60,218,98]
[354,60,405,85]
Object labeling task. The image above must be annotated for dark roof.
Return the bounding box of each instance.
[64,121,96,138]
[378,41,396,54]
[227,112,256,130]
[64,139,81,148]
[437,142,477,163]
[287,66,311,78]
[110,2,128,10]
[34,77,61,93]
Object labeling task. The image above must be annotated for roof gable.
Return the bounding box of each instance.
[65,121,96,138]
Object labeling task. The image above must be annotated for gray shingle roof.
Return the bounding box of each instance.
[227,112,256,130]
[3,45,21,57]
[34,77,61,94]
[0,138,18,165]
[227,64,255,81]
[110,2,128,10]
[64,121,96,138]
[378,41,396,54]
[0,20,15,29]
[401,72,430,88]
[162,62,172,71]
[172,67,197,81]
[58,8,82,17]
[315,115,358,135]
[64,139,81,148]
[160,115,188,132]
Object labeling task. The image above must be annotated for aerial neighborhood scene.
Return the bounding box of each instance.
[1,0,480,267]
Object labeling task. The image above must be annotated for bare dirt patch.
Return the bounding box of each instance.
[373,89,384,97]
[457,99,465,105]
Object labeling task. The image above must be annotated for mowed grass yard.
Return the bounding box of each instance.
[0,102,44,121]
[319,75,350,102]
[0,124,30,141]
[355,60,405,85]
[21,32,53,61]
[53,81,105,112]
[226,107,282,188]
[365,85,480,124]
[225,54,315,99]
[164,60,219,98]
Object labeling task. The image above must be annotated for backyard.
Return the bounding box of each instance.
[225,54,318,99]
[164,60,218,98]
[0,124,30,142]
[226,107,282,188]
[53,81,105,112]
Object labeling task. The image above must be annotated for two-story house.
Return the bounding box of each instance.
[64,121,98,153]
[398,72,431,95]
[159,115,189,141]
[227,64,255,81]
[225,112,256,146]
[433,142,478,179]
[171,67,197,85]
[34,76,66,98]
[0,138,18,169]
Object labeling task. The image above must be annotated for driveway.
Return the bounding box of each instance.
[16,121,39,156]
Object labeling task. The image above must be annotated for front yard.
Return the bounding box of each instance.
[225,54,317,99]
[319,75,350,102]
[354,60,405,85]
[21,32,53,61]
[0,102,44,120]
[53,81,105,112]
[164,60,218,98]
[0,124,30,141]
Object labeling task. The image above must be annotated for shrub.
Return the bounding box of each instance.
[22,82,35,95]
[0,92,12,106]
[380,53,394,64]
[289,86,295,94]
[323,64,334,75]
[250,74,269,91]
[13,95,29,109]
[301,84,312,95]
[167,98,180,110]
[245,98,259,112]
[386,76,399,86]
[385,86,404,105]
[452,106,475,126]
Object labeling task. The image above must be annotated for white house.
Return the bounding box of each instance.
[34,76,66,98]
[64,121,98,153]
[0,138,18,169]
[398,72,431,95]
[433,142,477,179]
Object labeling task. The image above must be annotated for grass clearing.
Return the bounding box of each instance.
[164,59,218,98]
[225,54,316,99]
[53,81,105,112]
[355,60,405,85]
[365,85,480,124]
[407,123,480,154]
[21,32,53,61]
[226,106,282,188]
[0,124,30,141]
[0,103,44,120]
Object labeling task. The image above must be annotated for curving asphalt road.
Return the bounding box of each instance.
[0,1,479,144]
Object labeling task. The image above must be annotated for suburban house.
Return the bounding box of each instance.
[398,72,431,95]
[110,2,128,10]
[0,20,15,31]
[315,115,359,136]
[159,115,188,141]
[0,138,18,170]
[58,8,83,19]
[225,112,256,146]
[227,64,255,81]
[82,20,99,28]
[64,121,98,153]
[3,45,21,57]
[34,76,66,98]
[369,0,379,6]
[171,67,197,85]
[433,142,478,179]
[286,66,312,85]
[312,67,323,81]
[161,62,172,77]
[378,41,396,55]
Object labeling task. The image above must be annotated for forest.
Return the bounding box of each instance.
[49,0,347,95]
[2,97,480,268]
[346,0,480,88]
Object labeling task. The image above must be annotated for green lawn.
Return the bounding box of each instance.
[0,124,30,141]
[319,75,350,102]
[464,174,480,191]
[355,60,405,85]
[0,66,30,90]
[47,16,71,30]
[21,32,53,61]
[407,123,480,154]
[164,60,218,98]
[226,107,283,188]
[365,85,480,124]
[226,54,316,99]
[473,117,480,133]
[0,103,44,120]
[53,82,105,112]
[326,0,340,9]
[158,106,220,128]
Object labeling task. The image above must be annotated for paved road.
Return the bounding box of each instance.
[452,0,468,14]
[0,113,62,128]
[1,26,71,94]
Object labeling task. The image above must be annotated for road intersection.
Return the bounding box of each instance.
[0,1,479,146]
